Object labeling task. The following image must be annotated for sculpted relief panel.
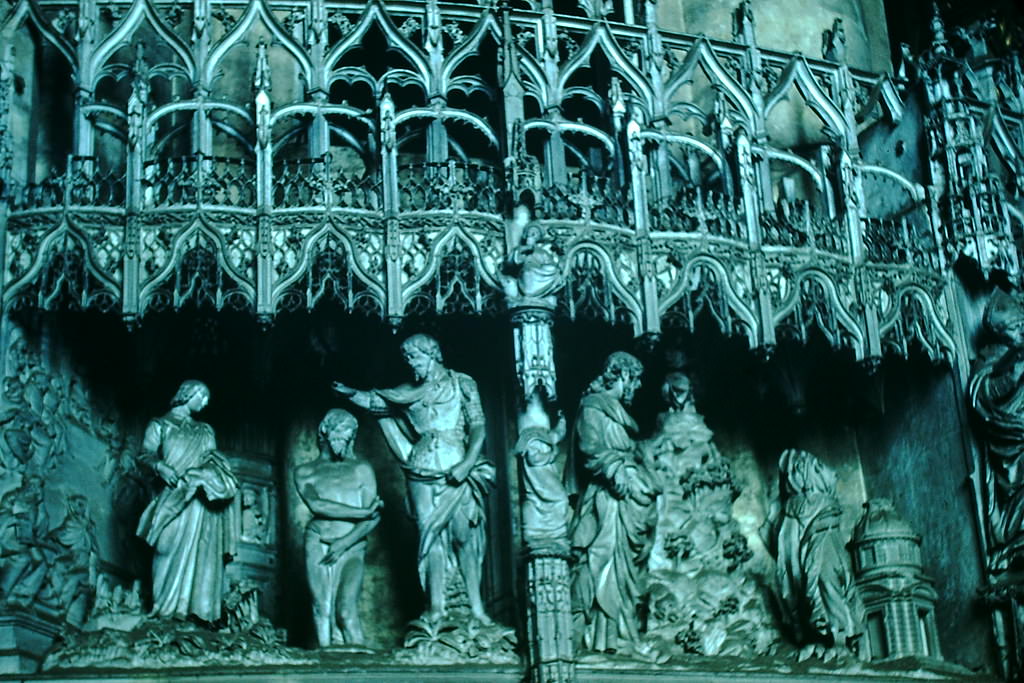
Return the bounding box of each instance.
[0,315,959,679]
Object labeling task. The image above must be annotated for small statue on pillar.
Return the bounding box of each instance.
[515,394,569,556]
[503,207,562,308]
[294,409,381,649]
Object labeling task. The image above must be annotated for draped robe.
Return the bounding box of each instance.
[969,343,1024,570]
[368,370,493,594]
[570,392,656,652]
[136,414,239,622]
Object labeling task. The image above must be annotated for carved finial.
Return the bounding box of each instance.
[732,0,755,46]
[132,42,147,80]
[930,3,948,55]
[254,40,271,94]
[822,18,846,62]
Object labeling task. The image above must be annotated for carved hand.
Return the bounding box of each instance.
[447,460,474,484]
[156,462,179,487]
[332,381,356,396]
[369,496,384,515]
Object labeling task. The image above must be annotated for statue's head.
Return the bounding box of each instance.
[170,380,209,412]
[65,494,88,518]
[523,223,543,244]
[318,408,358,459]
[778,448,836,498]
[984,291,1024,345]
[662,372,693,410]
[401,334,443,380]
[590,351,644,404]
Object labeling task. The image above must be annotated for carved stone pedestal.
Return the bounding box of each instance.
[525,554,574,683]
[511,305,557,400]
[0,612,60,673]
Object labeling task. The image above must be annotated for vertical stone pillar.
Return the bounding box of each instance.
[511,307,557,401]
[509,301,575,682]
[525,553,574,683]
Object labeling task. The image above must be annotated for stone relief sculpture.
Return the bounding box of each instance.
[515,394,569,554]
[294,409,381,649]
[334,335,492,625]
[0,474,99,626]
[136,380,239,624]
[503,209,562,307]
[767,449,865,662]
[239,488,267,543]
[569,351,660,657]
[969,291,1024,576]
[0,475,51,607]
[642,371,777,657]
[334,334,514,664]
[47,494,98,626]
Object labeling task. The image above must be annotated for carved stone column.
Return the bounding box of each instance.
[509,301,575,683]
[511,305,557,401]
[525,553,574,683]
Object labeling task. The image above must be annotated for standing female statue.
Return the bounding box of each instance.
[770,449,864,661]
[136,380,239,623]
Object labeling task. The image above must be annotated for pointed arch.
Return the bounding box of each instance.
[88,0,195,89]
[137,217,256,311]
[204,0,313,89]
[658,254,758,346]
[322,2,430,89]
[555,24,653,110]
[1,0,75,71]
[773,268,864,356]
[663,39,755,128]
[764,57,849,148]
[270,221,386,310]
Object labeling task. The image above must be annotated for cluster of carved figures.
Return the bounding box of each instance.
[522,350,869,665]
[26,331,927,673]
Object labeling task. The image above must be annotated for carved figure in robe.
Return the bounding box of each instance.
[334,334,494,623]
[569,351,659,654]
[969,291,1024,574]
[46,493,97,625]
[295,409,381,647]
[514,394,569,553]
[504,222,561,305]
[136,380,239,623]
[0,475,51,606]
[769,449,864,660]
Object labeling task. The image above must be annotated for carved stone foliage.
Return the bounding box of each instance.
[642,372,778,657]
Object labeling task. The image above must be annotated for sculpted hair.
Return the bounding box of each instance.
[170,380,209,407]
[587,351,643,394]
[402,334,443,363]
[984,291,1024,341]
[318,409,358,448]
